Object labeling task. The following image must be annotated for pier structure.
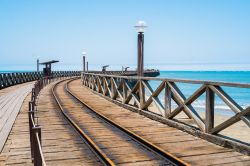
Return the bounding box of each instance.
[39,60,59,77]
[0,69,249,166]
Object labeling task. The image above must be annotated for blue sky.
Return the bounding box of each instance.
[0,0,250,71]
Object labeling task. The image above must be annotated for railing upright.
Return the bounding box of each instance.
[205,87,215,133]
[32,126,42,166]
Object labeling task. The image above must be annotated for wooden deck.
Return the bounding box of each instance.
[0,83,33,165]
[68,79,250,165]
[53,79,172,165]
[36,81,102,166]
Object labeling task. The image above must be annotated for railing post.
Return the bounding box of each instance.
[41,79,43,89]
[205,86,215,133]
[139,80,145,109]
[97,77,102,93]
[32,126,42,166]
[164,82,171,117]
[28,102,35,160]
[30,99,35,111]
[122,79,127,104]
[111,77,115,99]
[31,88,35,102]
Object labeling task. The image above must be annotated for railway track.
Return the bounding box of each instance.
[52,78,189,166]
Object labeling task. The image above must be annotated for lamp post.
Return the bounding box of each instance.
[135,21,147,77]
[135,21,147,108]
[86,61,89,71]
[82,51,87,72]
[36,58,39,72]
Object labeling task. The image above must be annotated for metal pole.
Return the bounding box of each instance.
[137,32,144,76]
[83,56,86,72]
[37,59,39,72]
[137,33,140,76]
[141,33,144,76]
[86,62,89,72]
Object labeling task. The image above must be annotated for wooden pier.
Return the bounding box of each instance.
[0,71,249,166]
[0,82,33,165]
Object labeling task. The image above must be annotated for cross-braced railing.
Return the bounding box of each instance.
[82,73,250,135]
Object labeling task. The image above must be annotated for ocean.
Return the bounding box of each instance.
[148,71,250,116]
[0,70,33,73]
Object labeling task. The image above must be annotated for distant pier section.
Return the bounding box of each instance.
[86,69,160,77]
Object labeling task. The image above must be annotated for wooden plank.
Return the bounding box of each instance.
[0,83,34,166]
[0,84,32,152]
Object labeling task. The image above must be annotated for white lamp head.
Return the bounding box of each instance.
[82,51,87,55]
[134,20,147,33]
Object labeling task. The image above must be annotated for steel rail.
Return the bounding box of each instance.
[52,79,115,166]
[66,78,190,166]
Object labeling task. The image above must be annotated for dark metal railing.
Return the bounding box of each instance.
[0,71,81,90]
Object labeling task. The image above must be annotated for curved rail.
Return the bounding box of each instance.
[65,78,189,166]
[52,79,115,166]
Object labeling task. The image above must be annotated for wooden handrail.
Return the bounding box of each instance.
[83,72,250,88]
[81,73,250,138]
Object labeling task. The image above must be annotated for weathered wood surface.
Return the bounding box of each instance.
[70,79,250,165]
[0,83,33,152]
[55,80,170,165]
[36,81,102,166]
[0,93,33,165]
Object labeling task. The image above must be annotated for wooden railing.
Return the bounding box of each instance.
[28,76,78,166]
[0,71,81,90]
[81,73,250,135]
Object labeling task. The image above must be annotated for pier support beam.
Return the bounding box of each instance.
[37,59,39,72]
[83,56,86,72]
[137,32,144,77]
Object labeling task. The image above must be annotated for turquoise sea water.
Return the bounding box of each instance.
[0,70,33,73]
[146,71,250,116]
